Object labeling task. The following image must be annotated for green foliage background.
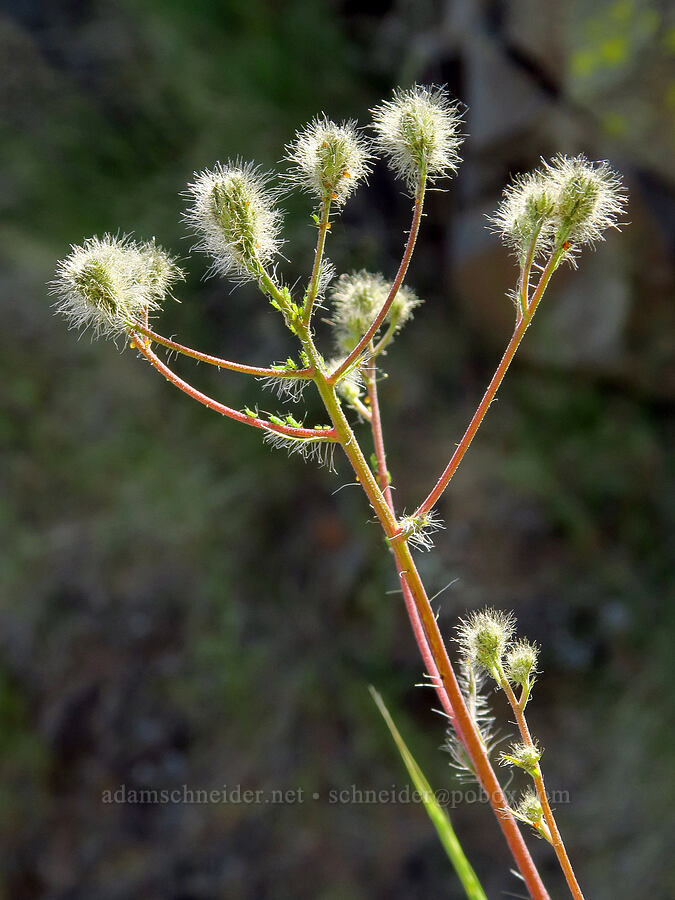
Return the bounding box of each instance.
[1,1,674,897]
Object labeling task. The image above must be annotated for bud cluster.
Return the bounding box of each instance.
[456,608,540,691]
[492,154,625,262]
[456,608,516,679]
[397,510,445,552]
[285,116,371,206]
[329,270,421,356]
[51,235,181,336]
[185,161,282,281]
[371,85,463,191]
[514,789,546,833]
[500,741,542,776]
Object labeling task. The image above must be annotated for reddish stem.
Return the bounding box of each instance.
[129,330,335,442]
[365,361,457,725]
[501,678,585,900]
[131,322,313,379]
[390,543,550,900]
[414,252,560,518]
[329,177,426,384]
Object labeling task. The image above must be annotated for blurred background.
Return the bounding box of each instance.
[1,1,674,897]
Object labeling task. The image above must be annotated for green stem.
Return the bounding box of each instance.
[304,198,332,323]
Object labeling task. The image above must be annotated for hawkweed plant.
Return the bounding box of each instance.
[52,84,626,899]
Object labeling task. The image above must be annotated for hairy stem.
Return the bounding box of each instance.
[304,197,332,322]
[414,249,564,519]
[300,329,549,898]
[365,358,457,725]
[329,174,426,384]
[500,676,585,900]
[130,322,313,379]
[129,330,335,441]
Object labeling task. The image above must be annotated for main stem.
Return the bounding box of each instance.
[501,678,585,900]
[364,360,453,721]
[300,326,549,899]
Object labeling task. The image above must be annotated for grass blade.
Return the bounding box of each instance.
[370,686,487,900]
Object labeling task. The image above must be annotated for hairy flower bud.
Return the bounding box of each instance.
[490,172,556,261]
[456,608,515,678]
[492,155,625,260]
[52,235,181,336]
[185,161,282,281]
[329,270,421,355]
[501,742,542,775]
[504,639,539,687]
[371,85,463,191]
[285,116,371,206]
[544,154,625,247]
[515,789,545,828]
[397,510,445,552]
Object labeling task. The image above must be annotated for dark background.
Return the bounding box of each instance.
[1,1,674,898]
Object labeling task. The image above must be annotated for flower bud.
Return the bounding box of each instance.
[545,154,625,247]
[371,85,463,191]
[456,608,515,678]
[52,235,181,337]
[500,742,542,775]
[492,155,625,260]
[515,789,545,828]
[490,172,556,261]
[504,639,539,687]
[398,511,445,552]
[185,161,282,281]
[329,270,421,355]
[285,116,371,206]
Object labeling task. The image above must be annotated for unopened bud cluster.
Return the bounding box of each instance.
[397,510,444,552]
[285,117,371,206]
[514,789,547,836]
[329,270,421,356]
[51,235,181,336]
[456,608,539,689]
[492,154,625,262]
[185,161,282,281]
[371,85,463,191]
[501,741,542,775]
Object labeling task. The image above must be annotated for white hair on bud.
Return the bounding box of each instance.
[51,234,181,337]
[284,116,372,206]
[544,154,626,246]
[185,160,283,282]
[491,155,626,261]
[371,84,463,192]
[329,270,422,355]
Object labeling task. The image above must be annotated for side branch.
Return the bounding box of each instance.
[328,175,426,384]
[131,322,314,379]
[128,330,336,442]
[413,250,563,519]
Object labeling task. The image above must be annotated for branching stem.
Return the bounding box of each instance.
[500,675,585,900]
[129,329,335,442]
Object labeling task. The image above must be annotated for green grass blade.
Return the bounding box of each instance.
[370,687,487,900]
